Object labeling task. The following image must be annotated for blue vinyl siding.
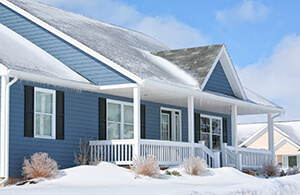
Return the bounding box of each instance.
[8,81,231,177]
[204,61,235,96]
[0,3,134,85]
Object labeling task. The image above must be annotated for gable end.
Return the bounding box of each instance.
[204,61,235,96]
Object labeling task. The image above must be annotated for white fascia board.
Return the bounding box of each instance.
[8,69,101,93]
[0,63,9,75]
[144,79,284,114]
[99,83,140,90]
[200,45,247,100]
[239,125,268,147]
[0,0,143,85]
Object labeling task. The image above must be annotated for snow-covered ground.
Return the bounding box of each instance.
[1,162,299,195]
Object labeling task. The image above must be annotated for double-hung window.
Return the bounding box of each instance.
[200,115,222,150]
[107,100,133,140]
[34,87,56,138]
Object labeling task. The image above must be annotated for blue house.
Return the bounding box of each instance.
[0,0,284,183]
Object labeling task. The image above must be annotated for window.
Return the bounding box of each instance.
[288,156,297,168]
[107,100,133,140]
[34,87,56,138]
[200,115,222,150]
[160,108,181,141]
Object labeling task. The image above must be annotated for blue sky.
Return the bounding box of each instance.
[40,0,300,122]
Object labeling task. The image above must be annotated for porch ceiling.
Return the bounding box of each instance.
[99,83,282,116]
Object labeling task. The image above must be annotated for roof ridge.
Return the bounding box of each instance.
[152,44,224,54]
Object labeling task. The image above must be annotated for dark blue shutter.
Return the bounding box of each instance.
[99,98,107,140]
[141,104,146,139]
[56,91,64,140]
[223,117,228,143]
[24,85,34,137]
[194,113,200,143]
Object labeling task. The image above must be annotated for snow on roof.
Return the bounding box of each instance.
[8,0,198,88]
[274,121,300,146]
[238,121,300,146]
[244,87,282,109]
[0,23,89,83]
[237,122,267,145]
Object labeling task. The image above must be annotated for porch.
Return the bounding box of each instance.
[91,81,281,170]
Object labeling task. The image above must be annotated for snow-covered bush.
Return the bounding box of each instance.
[131,155,160,178]
[165,170,181,177]
[286,166,300,175]
[183,157,207,176]
[22,152,59,179]
[259,160,279,177]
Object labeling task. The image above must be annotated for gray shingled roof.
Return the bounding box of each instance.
[152,44,223,85]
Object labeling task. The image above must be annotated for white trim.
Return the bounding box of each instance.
[200,45,247,100]
[34,87,56,139]
[199,114,223,151]
[99,83,140,90]
[239,125,268,147]
[106,99,133,140]
[0,0,143,85]
[160,107,182,142]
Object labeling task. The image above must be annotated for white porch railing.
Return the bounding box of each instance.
[90,139,135,165]
[90,139,220,168]
[222,143,272,170]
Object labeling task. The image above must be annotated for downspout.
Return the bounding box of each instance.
[0,75,18,186]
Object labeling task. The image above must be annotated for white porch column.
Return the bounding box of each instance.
[133,87,141,158]
[231,105,238,153]
[0,76,8,177]
[268,113,274,161]
[188,96,194,157]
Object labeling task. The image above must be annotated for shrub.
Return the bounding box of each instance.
[183,157,207,176]
[259,160,280,177]
[74,137,96,165]
[165,170,181,177]
[131,155,160,178]
[22,152,59,179]
[286,166,300,175]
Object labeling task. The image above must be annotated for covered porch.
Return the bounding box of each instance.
[90,81,283,170]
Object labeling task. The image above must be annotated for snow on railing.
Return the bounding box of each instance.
[222,143,272,170]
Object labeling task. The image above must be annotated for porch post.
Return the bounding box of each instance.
[267,113,274,161]
[133,87,141,158]
[188,96,194,157]
[231,105,238,153]
[0,76,8,177]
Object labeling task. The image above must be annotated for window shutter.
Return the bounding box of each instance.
[56,91,65,140]
[24,86,34,137]
[99,98,107,140]
[194,113,200,143]
[222,117,228,143]
[141,104,146,139]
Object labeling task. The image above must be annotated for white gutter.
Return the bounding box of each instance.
[0,75,18,186]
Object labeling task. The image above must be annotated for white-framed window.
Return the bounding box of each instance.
[160,107,181,142]
[34,87,56,139]
[200,114,222,150]
[282,155,300,169]
[107,99,133,140]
